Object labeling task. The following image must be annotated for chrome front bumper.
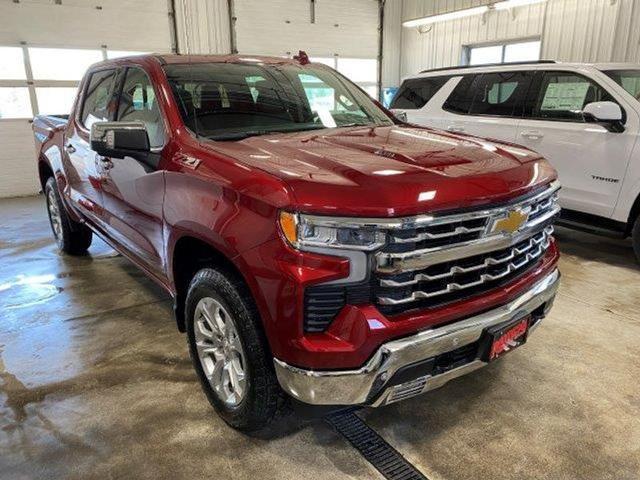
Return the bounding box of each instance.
[274,268,560,407]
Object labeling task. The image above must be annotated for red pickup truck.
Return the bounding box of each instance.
[33,53,560,431]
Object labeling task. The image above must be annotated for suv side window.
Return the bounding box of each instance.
[528,71,617,122]
[468,71,532,117]
[443,75,476,114]
[117,67,165,148]
[390,76,450,109]
[81,69,117,129]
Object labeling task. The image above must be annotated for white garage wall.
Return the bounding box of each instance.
[396,0,640,80]
[233,0,379,58]
[0,0,172,198]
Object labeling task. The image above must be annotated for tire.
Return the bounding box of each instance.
[44,176,92,255]
[185,267,287,431]
[632,215,640,264]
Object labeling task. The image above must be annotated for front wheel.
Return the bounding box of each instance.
[45,177,92,255]
[632,214,640,264]
[185,268,287,431]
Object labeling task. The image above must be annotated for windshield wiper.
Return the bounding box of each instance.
[338,122,375,128]
[207,125,327,141]
[207,130,280,141]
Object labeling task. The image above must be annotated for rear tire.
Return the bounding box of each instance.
[45,177,92,255]
[185,267,287,431]
[632,215,640,264]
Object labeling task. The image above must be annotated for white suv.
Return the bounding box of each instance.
[391,61,640,262]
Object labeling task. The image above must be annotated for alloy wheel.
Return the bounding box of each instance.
[193,297,247,407]
[47,188,63,247]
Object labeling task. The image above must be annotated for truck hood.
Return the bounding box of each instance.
[206,125,556,217]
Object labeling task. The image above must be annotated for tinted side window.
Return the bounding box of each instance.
[117,67,164,148]
[390,76,450,109]
[468,71,532,117]
[443,75,476,114]
[81,69,117,128]
[530,72,616,122]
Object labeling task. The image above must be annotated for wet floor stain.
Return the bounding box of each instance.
[0,274,63,310]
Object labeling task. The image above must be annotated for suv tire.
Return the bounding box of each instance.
[45,177,93,255]
[632,215,640,264]
[185,267,287,431]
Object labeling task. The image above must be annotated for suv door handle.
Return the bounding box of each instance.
[447,125,465,133]
[520,130,544,140]
[65,143,76,154]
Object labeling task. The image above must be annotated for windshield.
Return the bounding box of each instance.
[604,69,640,102]
[163,62,392,140]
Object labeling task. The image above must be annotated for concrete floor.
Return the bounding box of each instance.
[1,195,639,480]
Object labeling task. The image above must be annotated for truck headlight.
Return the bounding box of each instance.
[279,211,386,251]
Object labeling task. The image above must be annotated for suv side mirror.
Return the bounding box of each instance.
[90,121,150,159]
[582,101,625,133]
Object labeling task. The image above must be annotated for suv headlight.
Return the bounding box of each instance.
[279,211,386,251]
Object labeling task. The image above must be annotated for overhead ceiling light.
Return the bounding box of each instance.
[402,0,547,28]
[493,0,547,10]
[403,6,489,27]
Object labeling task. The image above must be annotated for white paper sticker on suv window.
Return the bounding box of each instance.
[541,82,590,111]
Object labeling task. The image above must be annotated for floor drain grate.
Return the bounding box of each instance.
[325,410,428,480]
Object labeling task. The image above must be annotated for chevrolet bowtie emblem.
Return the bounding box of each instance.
[491,209,529,234]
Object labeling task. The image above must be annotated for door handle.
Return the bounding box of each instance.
[520,130,544,140]
[447,125,465,133]
[65,143,76,154]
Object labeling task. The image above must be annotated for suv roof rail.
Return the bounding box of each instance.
[419,60,557,74]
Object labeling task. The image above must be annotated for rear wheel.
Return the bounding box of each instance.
[185,267,287,431]
[632,215,640,264]
[45,177,92,255]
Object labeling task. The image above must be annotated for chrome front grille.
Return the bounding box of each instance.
[374,181,560,314]
[377,227,553,308]
[302,181,560,331]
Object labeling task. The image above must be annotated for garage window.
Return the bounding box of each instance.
[0,88,32,119]
[107,50,147,59]
[0,45,123,118]
[310,56,379,100]
[465,40,540,66]
[0,47,26,80]
[0,47,31,118]
[29,48,103,81]
[35,87,79,116]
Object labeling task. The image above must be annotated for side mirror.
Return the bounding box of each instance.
[90,121,150,159]
[583,101,624,132]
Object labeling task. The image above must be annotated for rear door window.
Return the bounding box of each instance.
[528,71,617,122]
[468,71,532,117]
[442,75,476,114]
[81,69,117,129]
[390,76,450,109]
